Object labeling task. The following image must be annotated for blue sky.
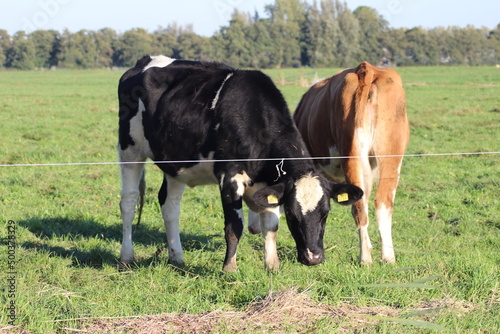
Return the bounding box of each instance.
[2,0,499,36]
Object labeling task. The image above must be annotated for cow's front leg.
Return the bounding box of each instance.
[219,174,245,272]
[260,207,281,271]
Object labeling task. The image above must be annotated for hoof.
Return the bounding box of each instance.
[360,259,373,266]
[223,263,238,272]
[381,257,396,264]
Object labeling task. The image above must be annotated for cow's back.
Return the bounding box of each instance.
[294,62,409,163]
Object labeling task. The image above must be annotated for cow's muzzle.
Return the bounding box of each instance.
[299,248,324,266]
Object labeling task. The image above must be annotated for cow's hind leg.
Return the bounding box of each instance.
[158,174,186,265]
[119,161,145,264]
[374,157,403,264]
[343,154,374,265]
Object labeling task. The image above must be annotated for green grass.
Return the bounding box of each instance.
[1,66,499,333]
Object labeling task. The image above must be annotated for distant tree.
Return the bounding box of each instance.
[58,29,100,68]
[229,10,253,66]
[265,0,306,68]
[151,24,212,61]
[7,31,36,70]
[248,17,275,68]
[458,25,489,65]
[404,27,439,65]
[427,27,457,65]
[442,26,467,65]
[305,0,337,67]
[29,30,60,68]
[385,28,408,65]
[94,28,117,67]
[486,24,500,64]
[153,24,180,57]
[304,0,360,67]
[302,1,321,66]
[0,29,11,67]
[176,26,212,61]
[1,8,498,69]
[353,6,389,65]
[214,10,252,67]
[113,28,155,67]
[335,0,360,67]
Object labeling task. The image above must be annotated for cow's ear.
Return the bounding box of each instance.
[252,184,285,208]
[329,182,364,206]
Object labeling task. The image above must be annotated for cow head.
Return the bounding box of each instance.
[253,173,363,266]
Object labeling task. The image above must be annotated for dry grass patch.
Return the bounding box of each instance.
[80,289,400,333]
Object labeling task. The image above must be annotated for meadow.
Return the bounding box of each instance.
[0,65,499,333]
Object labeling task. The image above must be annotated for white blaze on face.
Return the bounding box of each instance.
[142,55,176,72]
[294,173,324,215]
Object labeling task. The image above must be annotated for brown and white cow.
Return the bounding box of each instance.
[294,62,410,265]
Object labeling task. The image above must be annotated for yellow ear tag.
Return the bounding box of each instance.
[337,193,349,203]
[267,195,279,205]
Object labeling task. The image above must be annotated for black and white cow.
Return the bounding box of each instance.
[118,55,363,271]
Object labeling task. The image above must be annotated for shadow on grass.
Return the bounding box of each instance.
[16,216,224,270]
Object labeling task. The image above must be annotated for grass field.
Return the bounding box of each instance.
[0,65,499,333]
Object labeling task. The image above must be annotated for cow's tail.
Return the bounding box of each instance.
[354,61,375,128]
[136,169,146,227]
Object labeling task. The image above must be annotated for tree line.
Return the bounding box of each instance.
[1,0,499,70]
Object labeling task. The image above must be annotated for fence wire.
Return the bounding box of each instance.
[0,151,499,168]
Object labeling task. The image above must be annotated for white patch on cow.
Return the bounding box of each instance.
[231,172,251,197]
[138,98,146,112]
[358,225,373,265]
[211,72,234,110]
[320,146,345,183]
[294,173,323,215]
[142,55,176,72]
[175,152,217,187]
[396,159,403,175]
[376,203,395,263]
[355,127,374,192]
[122,98,153,160]
[234,208,244,227]
[356,127,371,154]
[219,173,225,189]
